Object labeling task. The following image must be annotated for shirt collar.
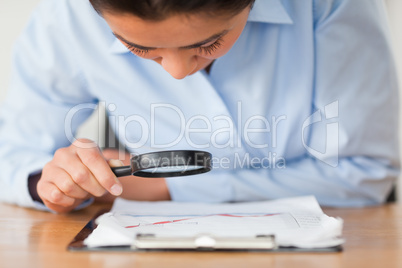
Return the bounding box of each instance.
[248,0,293,24]
[109,0,293,54]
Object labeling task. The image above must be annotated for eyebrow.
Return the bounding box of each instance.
[113,30,229,51]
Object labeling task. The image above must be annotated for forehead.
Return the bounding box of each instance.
[103,11,245,48]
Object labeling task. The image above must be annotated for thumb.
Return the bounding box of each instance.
[108,159,125,167]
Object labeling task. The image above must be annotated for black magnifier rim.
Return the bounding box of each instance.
[131,150,212,178]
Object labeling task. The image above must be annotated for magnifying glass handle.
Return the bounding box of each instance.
[111,166,132,177]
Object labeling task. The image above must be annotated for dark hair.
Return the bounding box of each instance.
[89,0,255,20]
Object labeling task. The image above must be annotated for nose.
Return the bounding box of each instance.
[160,50,197,80]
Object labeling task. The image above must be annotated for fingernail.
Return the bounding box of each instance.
[109,159,124,167]
[110,184,123,196]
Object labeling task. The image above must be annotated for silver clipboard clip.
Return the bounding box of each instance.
[132,233,277,251]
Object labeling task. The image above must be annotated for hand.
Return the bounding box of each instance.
[37,139,123,213]
[98,149,172,202]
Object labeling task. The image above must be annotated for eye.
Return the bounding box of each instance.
[198,38,223,56]
[126,44,149,56]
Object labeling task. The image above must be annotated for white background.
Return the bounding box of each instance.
[1,0,401,199]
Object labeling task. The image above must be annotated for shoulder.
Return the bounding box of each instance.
[30,0,111,42]
[13,0,112,99]
[32,0,91,23]
[33,0,96,20]
[23,0,114,60]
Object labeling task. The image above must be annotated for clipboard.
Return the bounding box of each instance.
[67,210,342,252]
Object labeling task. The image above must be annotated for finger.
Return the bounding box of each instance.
[61,159,107,197]
[53,147,107,197]
[76,145,123,196]
[44,199,85,214]
[50,166,90,200]
[39,181,76,208]
[102,149,131,165]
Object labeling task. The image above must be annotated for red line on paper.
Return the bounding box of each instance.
[124,213,280,229]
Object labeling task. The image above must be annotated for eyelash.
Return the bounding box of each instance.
[198,38,223,56]
[126,38,223,56]
[126,44,149,56]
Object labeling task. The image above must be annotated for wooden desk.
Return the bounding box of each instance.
[1,202,402,268]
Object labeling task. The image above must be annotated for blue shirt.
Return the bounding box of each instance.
[0,0,399,209]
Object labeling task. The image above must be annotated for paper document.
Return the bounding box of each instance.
[84,196,344,249]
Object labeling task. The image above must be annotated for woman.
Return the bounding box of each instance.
[0,0,398,213]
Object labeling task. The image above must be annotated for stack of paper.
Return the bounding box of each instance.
[84,196,344,249]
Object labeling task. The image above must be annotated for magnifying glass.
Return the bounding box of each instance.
[111,150,212,178]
